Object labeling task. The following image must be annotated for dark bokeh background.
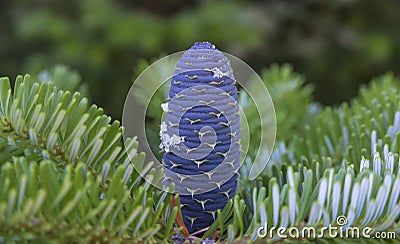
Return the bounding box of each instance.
[1,0,399,119]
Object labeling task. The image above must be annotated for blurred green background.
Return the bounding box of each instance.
[1,0,399,119]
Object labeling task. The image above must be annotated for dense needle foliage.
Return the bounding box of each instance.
[0,66,399,243]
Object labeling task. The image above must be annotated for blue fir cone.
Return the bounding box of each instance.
[160,42,240,233]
